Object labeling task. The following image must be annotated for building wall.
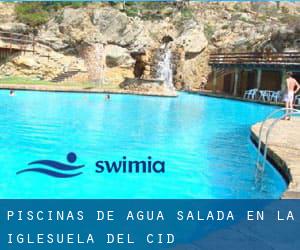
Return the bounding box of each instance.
[206,72,224,91]
[260,70,281,90]
[207,67,283,95]
[239,71,249,96]
[223,73,233,94]
[293,72,300,84]
[216,74,224,92]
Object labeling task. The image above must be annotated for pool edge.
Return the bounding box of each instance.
[0,84,178,98]
[184,90,285,107]
[250,122,300,199]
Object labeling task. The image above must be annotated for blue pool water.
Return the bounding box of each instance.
[0,90,286,198]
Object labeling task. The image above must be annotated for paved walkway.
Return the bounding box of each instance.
[251,118,300,199]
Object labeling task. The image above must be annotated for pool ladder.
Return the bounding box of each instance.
[255,108,300,185]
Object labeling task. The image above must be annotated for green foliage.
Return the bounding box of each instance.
[233,3,243,12]
[0,76,53,85]
[180,8,193,19]
[15,2,88,27]
[204,23,215,41]
[281,6,289,14]
[239,16,257,25]
[0,76,95,88]
[124,8,140,18]
[15,3,50,27]
[123,2,176,20]
[43,2,87,11]
[221,24,230,30]
[257,15,268,22]
[233,3,249,13]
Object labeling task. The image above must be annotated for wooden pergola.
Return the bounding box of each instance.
[209,52,300,96]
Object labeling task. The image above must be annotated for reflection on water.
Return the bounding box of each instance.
[0,91,286,198]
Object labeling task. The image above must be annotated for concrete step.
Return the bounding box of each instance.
[51,70,82,83]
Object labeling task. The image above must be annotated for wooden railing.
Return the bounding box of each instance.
[0,30,35,52]
[209,52,300,65]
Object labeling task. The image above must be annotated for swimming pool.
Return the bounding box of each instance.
[0,90,286,198]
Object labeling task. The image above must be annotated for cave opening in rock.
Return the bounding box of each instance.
[131,51,147,79]
[161,35,174,45]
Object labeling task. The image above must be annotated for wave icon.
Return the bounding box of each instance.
[16,152,85,178]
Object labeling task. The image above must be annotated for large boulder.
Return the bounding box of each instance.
[181,50,210,89]
[37,29,69,51]
[269,25,300,52]
[60,8,91,28]
[0,22,29,33]
[0,44,86,80]
[176,20,208,54]
[105,45,134,68]
[92,8,129,43]
[12,56,39,69]
[58,8,100,44]
[119,20,156,50]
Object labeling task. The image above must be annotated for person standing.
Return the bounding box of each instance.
[200,76,207,90]
[284,72,300,120]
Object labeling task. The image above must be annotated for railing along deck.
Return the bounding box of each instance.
[209,52,300,66]
[0,30,35,52]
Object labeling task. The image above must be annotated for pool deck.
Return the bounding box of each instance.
[0,84,178,97]
[251,118,300,199]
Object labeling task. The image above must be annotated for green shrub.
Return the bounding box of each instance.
[15,3,50,27]
[124,8,140,18]
[15,2,88,27]
[123,2,176,20]
[233,3,244,12]
[281,6,289,14]
[180,8,193,19]
[41,2,87,11]
[204,24,215,40]
[221,24,229,30]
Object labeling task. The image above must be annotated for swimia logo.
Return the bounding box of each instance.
[16,153,85,178]
[16,153,165,178]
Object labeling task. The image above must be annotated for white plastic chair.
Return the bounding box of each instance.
[249,88,258,99]
[270,91,281,103]
[243,88,258,99]
[243,90,251,99]
[259,90,269,101]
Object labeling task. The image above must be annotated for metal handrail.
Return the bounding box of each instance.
[0,36,32,44]
[256,108,300,171]
[0,30,32,38]
[261,110,300,170]
[0,31,34,53]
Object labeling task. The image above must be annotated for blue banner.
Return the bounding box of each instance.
[1,199,300,249]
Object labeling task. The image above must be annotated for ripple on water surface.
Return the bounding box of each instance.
[0,91,286,198]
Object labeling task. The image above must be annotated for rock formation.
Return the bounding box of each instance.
[0,2,299,90]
